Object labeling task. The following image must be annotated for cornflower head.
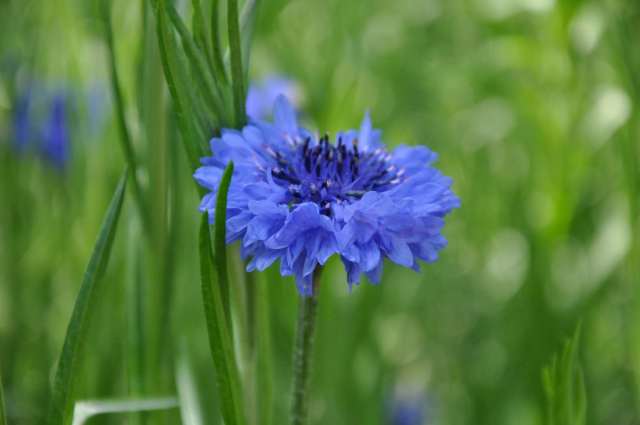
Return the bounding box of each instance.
[388,395,427,425]
[246,75,301,121]
[41,94,70,169]
[12,90,33,152]
[195,96,459,295]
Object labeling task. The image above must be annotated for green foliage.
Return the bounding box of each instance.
[101,1,149,230]
[46,170,128,425]
[542,325,587,425]
[0,371,6,425]
[198,162,246,425]
[1,1,639,424]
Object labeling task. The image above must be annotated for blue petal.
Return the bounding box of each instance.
[273,95,299,138]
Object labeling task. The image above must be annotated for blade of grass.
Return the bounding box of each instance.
[46,169,129,425]
[214,162,234,325]
[198,161,246,425]
[209,0,228,85]
[0,370,6,425]
[227,0,246,128]
[239,0,260,79]
[191,0,216,77]
[542,324,586,425]
[255,273,273,425]
[164,0,230,124]
[101,1,149,232]
[153,0,206,171]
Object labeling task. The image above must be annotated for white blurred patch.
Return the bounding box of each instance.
[528,191,555,231]
[476,0,554,20]
[72,398,178,425]
[484,229,529,303]
[363,16,405,56]
[550,197,630,310]
[176,355,204,425]
[459,97,515,150]
[570,5,605,54]
[375,314,424,365]
[583,86,631,148]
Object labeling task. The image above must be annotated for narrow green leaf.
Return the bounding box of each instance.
[227,0,246,128]
[542,324,587,425]
[198,162,247,425]
[191,0,213,68]
[255,274,273,425]
[165,0,230,124]
[239,0,260,79]
[214,162,235,324]
[101,1,149,231]
[153,0,205,172]
[0,370,7,425]
[46,169,128,425]
[126,224,146,400]
[210,0,228,85]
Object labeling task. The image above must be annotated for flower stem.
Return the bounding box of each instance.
[290,268,323,425]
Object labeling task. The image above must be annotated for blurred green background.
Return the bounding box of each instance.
[1,0,639,424]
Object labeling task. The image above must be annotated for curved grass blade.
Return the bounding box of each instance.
[542,324,586,425]
[164,1,230,124]
[198,162,246,425]
[46,170,128,425]
[101,1,149,231]
[227,0,246,128]
[214,162,234,323]
[71,398,178,425]
[239,0,260,79]
[0,371,6,425]
[209,0,228,85]
[153,0,205,172]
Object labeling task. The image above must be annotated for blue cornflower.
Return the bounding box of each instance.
[12,90,33,152]
[195,96,459,295]
[246,76,301,121]
[41,94,70,169]
[388,396,427,425]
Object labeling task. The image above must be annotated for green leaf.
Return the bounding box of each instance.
[255,274,273,425]
[227,0,246,128]
[214,162,234,324]
[239,0,260,79]
[198,162,247,425]
[153,0,205,172]
[164,0,230,125]
[542,324,587,425]
[101,1,149,231]
[0,370,6,425]
[46,169,129,425]
[191,0,213,69]
[210,0,228,85]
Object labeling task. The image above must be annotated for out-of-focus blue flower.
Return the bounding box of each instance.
[195,96,459,295]
[246,76,301,121]
[41,94,69,169]
[12,90,32,152]
[388,396,427,425]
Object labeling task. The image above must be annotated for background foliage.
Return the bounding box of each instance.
[0,0,639,424]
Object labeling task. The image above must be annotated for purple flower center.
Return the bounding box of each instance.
[267,135,405,216]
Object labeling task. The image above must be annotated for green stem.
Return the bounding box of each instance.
[290,268,323,425]
[0,370,6,425]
